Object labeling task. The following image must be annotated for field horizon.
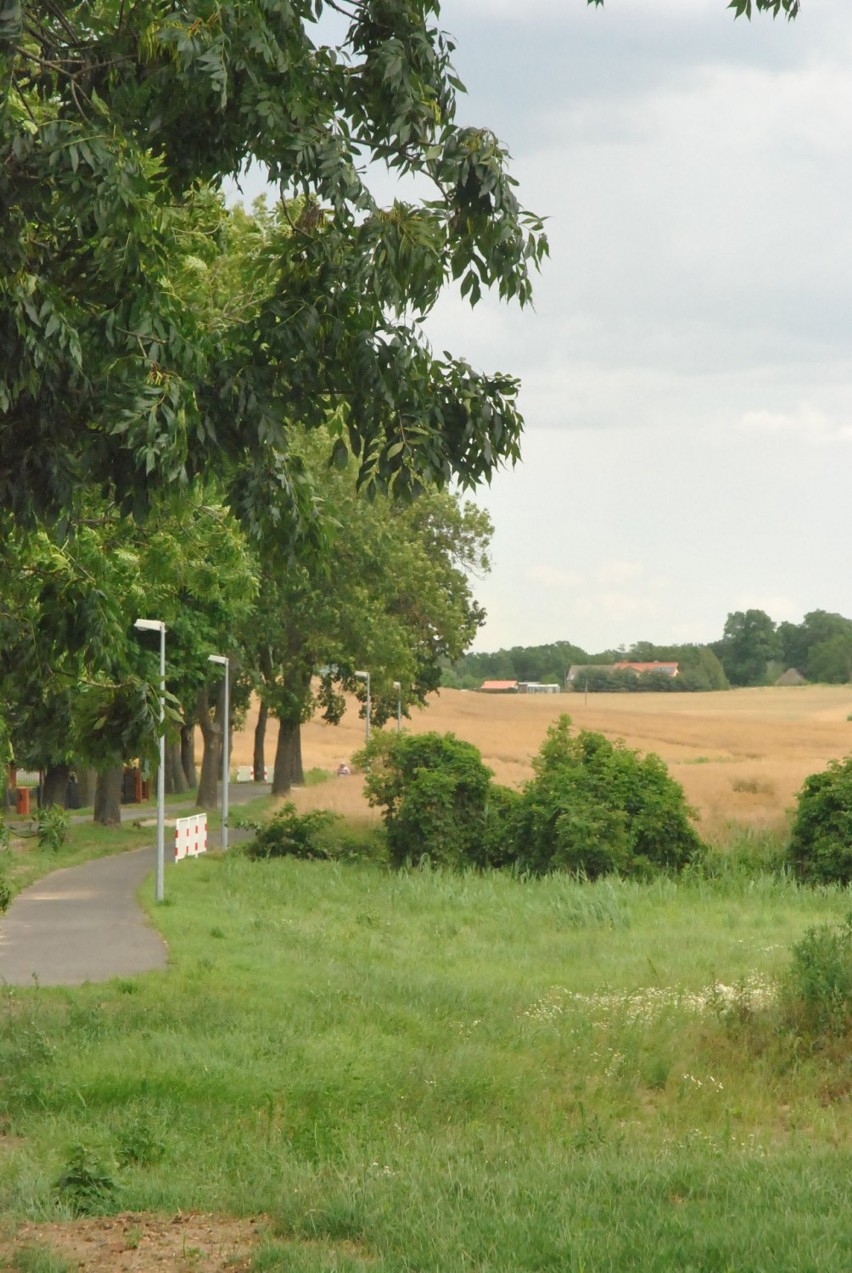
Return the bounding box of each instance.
[228,684,852,841]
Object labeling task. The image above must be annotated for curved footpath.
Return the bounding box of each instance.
[0,783,270,987]
[0,846,167,986]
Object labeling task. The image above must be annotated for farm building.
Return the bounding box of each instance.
[613,661,679,678]
[518,682,560,694]
[479,679,519,693]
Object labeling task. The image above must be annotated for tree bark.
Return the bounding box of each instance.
[42,763,70,808]
[180,723,197,788]
[253,698,268,783]
[93,766,124,826]
[165,735,188,794]
[75,767,97,808]
[195,684,222,810]
[272,717,304,796]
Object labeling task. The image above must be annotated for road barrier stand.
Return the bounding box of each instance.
[174,813,207,861]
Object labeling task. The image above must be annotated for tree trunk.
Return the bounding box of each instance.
[180,724,197,788]
[195,685,222,810]
[253,699,268,783]
[165,735,188,794]
[93,766,124,826]
[42,763,70,808]
[75,767,97,808]
[272,717,304,796]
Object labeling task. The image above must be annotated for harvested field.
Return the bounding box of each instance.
[228,685,852,840]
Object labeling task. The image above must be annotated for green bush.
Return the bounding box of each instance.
[37,803,70,853]
[787,756,852,884]
[361,731,493,869]
[779,913,852,1038]
[241,802,339,860]
[510,716,704,879]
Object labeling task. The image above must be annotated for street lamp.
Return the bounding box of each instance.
[393,681,402,734]
[208,654,230,851]
[134,618,166,902]
[354,670,371,744]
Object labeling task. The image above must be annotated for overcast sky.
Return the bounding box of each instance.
[233,1,852,655]
[411,0,852,654]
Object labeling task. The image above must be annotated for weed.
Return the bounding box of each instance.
[780,912,852,1038]
[732,777,775,796]
[53,1144,118,1216]
[116,1113,166,1167]
[36,805,70,854]
[8,1245,73,1272]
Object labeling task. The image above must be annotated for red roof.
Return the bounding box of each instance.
[479,679,519,691]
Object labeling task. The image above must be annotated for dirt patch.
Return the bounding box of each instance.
[2,1210,269,1271]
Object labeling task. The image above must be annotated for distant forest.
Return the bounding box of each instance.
[442,609,852,693]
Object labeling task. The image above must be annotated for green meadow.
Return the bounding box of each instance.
[1,837,850,1271]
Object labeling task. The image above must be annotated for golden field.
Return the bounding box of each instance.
[230,685,852,840]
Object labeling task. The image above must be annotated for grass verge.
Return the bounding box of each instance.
[0,846,850,1270]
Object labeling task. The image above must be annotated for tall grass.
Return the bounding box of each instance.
[0,854,849,1270]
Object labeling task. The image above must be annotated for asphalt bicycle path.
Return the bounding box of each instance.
[0,783,271,988]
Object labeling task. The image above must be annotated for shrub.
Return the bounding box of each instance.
[511,716,704,879]
[54,1143,118,1216]
[37,803,70,853]
[779,913,852,1038]
[787,756,852,884]
[242,803,339,860]
[361,731,493,869]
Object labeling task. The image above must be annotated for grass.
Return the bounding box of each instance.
[1,840,850,1270]
[2,792,276,896]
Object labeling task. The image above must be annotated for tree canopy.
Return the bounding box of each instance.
[1,0,546,530]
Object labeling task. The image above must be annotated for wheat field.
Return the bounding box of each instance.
[228,685,852,838]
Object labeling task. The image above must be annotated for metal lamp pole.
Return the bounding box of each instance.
[355,670,371,744]
[134,619,166,902]
[393,681,402,733]
[208,654,230,851]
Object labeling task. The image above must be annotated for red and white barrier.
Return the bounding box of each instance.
[236,765,270,783]
[174,813,207,861]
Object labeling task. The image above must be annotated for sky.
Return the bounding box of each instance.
[236,0,852,655]
[423,0,852,654]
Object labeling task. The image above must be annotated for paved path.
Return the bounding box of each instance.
[0,846,166,986]
[0,783,271,987]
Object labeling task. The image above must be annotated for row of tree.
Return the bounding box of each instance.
[445,609,852,692]
[2,440,493,822]
[1,1,544,821]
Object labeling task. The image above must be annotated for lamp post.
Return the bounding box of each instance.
[354,670,371,744]
[134,618,166,902]
[393,681,402,734]
[208,654,230,851]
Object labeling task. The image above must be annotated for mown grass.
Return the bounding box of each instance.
[1,838,850,1270]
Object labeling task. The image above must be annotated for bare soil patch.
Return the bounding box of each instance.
[1,1210,268,1271]
[228,684,852,838]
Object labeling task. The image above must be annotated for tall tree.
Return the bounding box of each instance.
[246,445,493,795]
[715,610,780,687]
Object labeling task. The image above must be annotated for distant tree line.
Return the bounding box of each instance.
[443,608,852,692]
